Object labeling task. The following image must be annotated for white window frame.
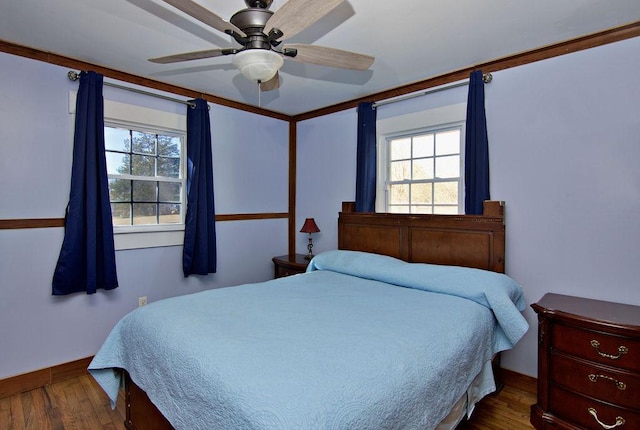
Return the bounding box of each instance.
[376,103,467,214]
[69,92,188,250]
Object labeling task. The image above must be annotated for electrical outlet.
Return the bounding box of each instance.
[138,296,148,307]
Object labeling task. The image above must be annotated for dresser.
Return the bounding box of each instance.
[531,293,640,429]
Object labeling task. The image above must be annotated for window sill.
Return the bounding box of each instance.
[114,227,184,250]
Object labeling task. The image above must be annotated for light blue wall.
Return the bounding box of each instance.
[2,35,639,381]
[488,36,640,376]
[0,52,290,379]
[296,109,358,254]
[297,36,640,377]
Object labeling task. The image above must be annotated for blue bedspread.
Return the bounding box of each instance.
[89,251,527,430]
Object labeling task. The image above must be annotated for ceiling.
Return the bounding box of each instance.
[1,0,639,116]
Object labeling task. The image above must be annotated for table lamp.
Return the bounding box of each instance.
[300,218,320,260]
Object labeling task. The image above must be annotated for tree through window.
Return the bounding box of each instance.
[105,125,185,226]
[386,126,462,214]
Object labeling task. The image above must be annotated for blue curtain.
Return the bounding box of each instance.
[183,98,217,277]
[52,71,118,295]
[355,102,377,212]
[464,70,490,215]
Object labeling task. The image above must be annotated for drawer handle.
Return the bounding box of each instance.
[588,373,627,390]
[588,408,625,429]
[590,340,629,360]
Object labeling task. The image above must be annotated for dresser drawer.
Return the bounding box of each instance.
[275,265,302,278]
[552,324,640,372]
[550,385,640,430]
[550,352,640,409]
[532,294,640,430]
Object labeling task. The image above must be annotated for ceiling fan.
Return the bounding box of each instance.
[149,0,375,91]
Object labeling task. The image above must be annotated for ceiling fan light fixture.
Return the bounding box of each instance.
[232,49,283,83]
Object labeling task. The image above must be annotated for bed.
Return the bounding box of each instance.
[89,200,528,430]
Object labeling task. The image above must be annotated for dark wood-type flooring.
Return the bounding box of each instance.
[1,374,535,429]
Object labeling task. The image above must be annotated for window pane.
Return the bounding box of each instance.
[411,183,433,204]
[105,127,131,152]
[435,155,460,178]
[434,181,458,204]
[159,203,181,224]
[106,152,129,175]
[413,134,434,158]
[105,123,185,230]
[390,160,411,181]
[412,158,434,180]
[133,203,157,225]
[158,157,180,178]
[109,179,131,202]
[434,205,458,215]
[132,180,157,202]
[435,130,460,155]
[389,184,409,204]
[385,125,462,214]
[390,138,411,160]
[131,154,156,176]
[159,182,181,202]
[389,205,410,214]
[132,131,156,154]
[158,135,181,157]
[111,203,131,225]
[413,205,433,214]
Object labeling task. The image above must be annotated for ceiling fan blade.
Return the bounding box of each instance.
[259,72,280,91]
[149,48,227,64]
[265,0,344,40]
[163,0,245,37]
[284,44,374,70]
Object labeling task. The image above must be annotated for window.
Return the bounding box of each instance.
[105,125,185,228]
[70,90,188,249]
[377,103,467,215]
[386,125,462,214]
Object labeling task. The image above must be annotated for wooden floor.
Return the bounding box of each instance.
[0,375,125,430]
[1,374,535,429]
[457,384,535,430]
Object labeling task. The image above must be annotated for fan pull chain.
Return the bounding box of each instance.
[257,81,262,108]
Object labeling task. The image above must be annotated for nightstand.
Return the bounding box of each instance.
[531,293,640,429]
[272,254,310,278]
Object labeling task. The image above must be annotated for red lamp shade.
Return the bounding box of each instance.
[300,218,320,234]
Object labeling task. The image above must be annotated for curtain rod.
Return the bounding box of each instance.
[373,73,493,108]
[67,71,197,108]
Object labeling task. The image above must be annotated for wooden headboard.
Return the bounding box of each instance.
[338,201,506,273]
